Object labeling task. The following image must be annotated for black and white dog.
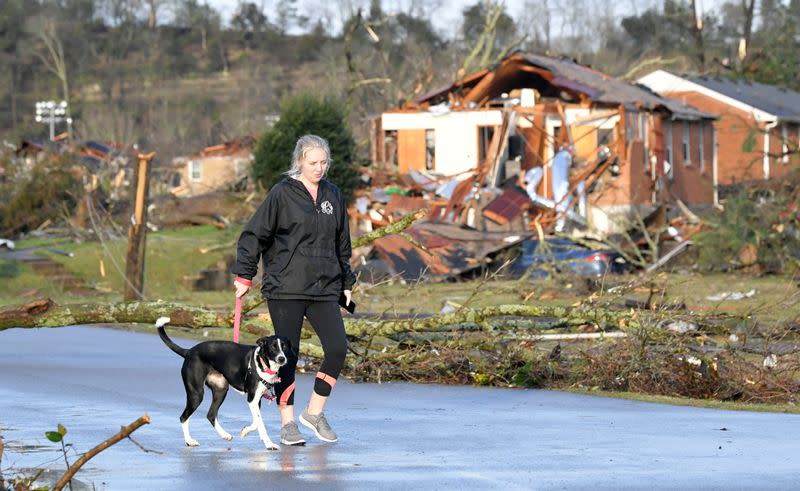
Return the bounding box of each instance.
[156,317,289,450]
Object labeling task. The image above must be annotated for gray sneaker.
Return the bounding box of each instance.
[280,421,306,446]
[299,410,338,443]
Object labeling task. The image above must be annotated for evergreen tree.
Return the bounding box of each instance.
[252,93,359,204]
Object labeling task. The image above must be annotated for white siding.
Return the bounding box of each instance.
[382,110,503,175]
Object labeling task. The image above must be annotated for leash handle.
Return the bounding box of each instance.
[233,295,242,343]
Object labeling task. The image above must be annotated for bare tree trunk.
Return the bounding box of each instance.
[461,1,526,76]
[543,0,551,49]
[344,8,363,109]
[690,0,706,69]
[34,18,72,140]
[740,0,756,61]
[124,152,156,301]
[145,0,166,29]
[9,62,17,132]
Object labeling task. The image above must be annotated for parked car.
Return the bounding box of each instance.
[509,238,627,278]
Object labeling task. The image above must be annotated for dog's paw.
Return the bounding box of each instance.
[220,432,233,441]
[240,426,254,438]
[185,438,200,447]
[264,442,279,451]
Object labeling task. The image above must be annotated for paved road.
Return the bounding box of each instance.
[1,326,799,490]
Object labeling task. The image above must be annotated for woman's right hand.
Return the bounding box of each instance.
[234,278,251,298]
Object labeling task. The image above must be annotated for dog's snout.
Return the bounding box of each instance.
[277,355,287,365]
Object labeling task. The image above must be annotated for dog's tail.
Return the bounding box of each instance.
[156,317,189,358]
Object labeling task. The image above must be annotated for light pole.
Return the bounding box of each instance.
[35,100,72,141]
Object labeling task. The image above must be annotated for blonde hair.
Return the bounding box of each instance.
[286,134,331,178]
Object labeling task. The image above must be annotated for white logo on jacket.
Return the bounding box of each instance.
[321,200,334,215]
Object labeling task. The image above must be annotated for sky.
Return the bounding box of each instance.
[203,0,735,38]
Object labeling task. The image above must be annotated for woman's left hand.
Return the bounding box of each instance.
[343,289,352,306]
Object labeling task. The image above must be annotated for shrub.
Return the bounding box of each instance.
[695,182,800,273]
[251,93,359,204]
[0,155,84,237]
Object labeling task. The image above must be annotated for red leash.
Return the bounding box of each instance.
[233,277,251,343]
[234,283,277,401]
[233,295,242,343]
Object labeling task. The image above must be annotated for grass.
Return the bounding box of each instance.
[3,223,800,322]
[0,225,240,307]
[617,271,800,324]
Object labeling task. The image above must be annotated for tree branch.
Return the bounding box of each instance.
[52,415,151,491]
[352,209,426,248]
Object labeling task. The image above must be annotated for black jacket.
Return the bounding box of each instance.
[233,178,356,301]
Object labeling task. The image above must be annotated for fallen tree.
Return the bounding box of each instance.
[2,293,797,405]
[0,297,648,336]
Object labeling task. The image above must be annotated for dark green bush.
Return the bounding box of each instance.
[252,93,359,204]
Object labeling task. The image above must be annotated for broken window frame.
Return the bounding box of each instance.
[477,125,496,165]
[545,117,562,163]
[425,129,435,171]
[664,120,674,180]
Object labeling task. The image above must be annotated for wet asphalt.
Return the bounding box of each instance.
[1,325,799,490]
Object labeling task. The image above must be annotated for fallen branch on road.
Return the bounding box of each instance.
[52,415,151,491]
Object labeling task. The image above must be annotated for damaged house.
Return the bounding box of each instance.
[168,136,255,197]
[12,138,133,198]
[372,53,717,234]
[638,70,800,188]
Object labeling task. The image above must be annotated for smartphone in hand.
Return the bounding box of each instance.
[338,292,356,314]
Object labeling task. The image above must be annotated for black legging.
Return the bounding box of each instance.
[267,299,348,406]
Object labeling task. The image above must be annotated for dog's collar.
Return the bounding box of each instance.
[257,355,277,376]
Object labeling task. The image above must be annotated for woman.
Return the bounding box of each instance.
[232,134,355,446]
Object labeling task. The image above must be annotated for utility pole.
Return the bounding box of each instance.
[124,152,156,301]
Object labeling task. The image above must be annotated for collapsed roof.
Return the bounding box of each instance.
[414,52,715,121]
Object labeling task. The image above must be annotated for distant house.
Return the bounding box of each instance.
[373,53,716,232]
[169,137,255,197]
[638,70,800,191]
